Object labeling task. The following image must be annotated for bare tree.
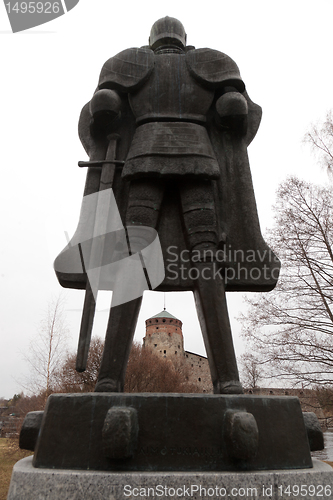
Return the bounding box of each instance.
[239,353,264,391]
[23,295,69,399]
[125,343,200,393]
[55,340,200,394]
[240,176,333,387]
[55,336,103,393]
[303,109,333,177]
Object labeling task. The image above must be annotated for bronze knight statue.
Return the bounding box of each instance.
[15,18,322,481]
[54,17,280,395]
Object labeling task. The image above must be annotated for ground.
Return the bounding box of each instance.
[0,439,32,500]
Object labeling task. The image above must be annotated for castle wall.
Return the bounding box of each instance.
[184,351,212,393]
[144,315,184,358]
[144,331,184,358]
[245,387,326,424]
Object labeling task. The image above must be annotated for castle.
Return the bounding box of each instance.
[141,310,327,426]
[142,309,213,393]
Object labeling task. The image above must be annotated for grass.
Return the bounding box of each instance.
[0,439,32,500]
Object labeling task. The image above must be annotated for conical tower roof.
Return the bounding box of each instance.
[149,309,179,321]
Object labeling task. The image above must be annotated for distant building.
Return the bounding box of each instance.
[143,309,213,393]
[142,311,327,423]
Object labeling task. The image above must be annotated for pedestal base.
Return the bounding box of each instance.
[7,456,333,500]
[28,393,314,471]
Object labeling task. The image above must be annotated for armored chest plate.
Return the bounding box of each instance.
[129,53,215,123]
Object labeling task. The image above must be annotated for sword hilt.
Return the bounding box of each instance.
[78,160,125,167]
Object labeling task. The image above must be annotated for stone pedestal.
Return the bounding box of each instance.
[12,392,328,499]
[7,456,333,500]
[26,393,314,471]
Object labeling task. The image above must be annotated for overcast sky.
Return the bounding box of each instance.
[0,0,331,398]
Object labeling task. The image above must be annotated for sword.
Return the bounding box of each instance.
[76,133,120,372]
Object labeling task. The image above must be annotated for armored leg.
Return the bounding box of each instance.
[126,179,164,226]
[95,179,164,392]
[180,180,243,394]
[179,179,218,253]
[193,263,242,394]
[95,296,143,392]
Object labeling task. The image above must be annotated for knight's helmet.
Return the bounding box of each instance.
[149,16,187,50]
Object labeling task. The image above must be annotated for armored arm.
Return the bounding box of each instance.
[88,47,154,139]
[215,89,248,136]
[89,89,122,136]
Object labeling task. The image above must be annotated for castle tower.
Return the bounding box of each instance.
[143,308,213,393]
[143,309,184,358]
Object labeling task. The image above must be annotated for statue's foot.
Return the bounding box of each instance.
[214,381,244,395]
[94,378,122,393]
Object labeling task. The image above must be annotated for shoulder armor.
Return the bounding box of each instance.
[186,48,245,92]
[99,48,154,91]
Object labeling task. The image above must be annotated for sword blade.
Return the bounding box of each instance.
[76,134,120,372]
